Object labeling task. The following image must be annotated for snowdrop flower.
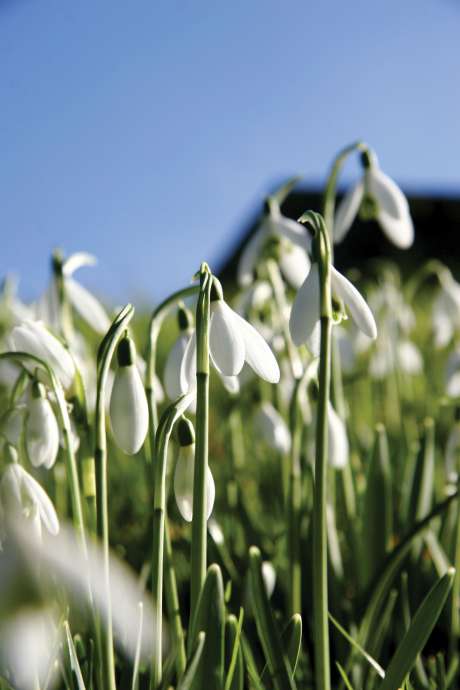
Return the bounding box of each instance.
[261,561,276,599]
[445,418,460,483]
[327,402,349,469]
[9,319,76,390]
[289,263,377,347]
[254,401,291,454]
[0,406,25,451]
[431,269,460,349]
[37,251,111,335]
[0,461,59,540]
[181,282,280,389]
[0,607,60,690]
[238,203,311,289]
[446,348,460,398]
[173,417,215,522]
[25,381,60,469]
[164,306,194,401]
[334,151,414,248]
[109,335,149,455]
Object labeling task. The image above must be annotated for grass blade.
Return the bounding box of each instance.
[377,568,455,690]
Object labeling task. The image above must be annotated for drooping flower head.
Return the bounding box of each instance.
[334,150,414,249]
[25,380,60,470]
[181,277,280,391]
[173,416,215,522]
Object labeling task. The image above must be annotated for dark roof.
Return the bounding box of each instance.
[218,187,460,284]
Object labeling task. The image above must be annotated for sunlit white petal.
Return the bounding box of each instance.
[279,244,311,289]
[327,402,349,469]
[254,402,291,454]
[229,310,280,383]
[62,252,98,277]
[368,168,414,248]
[237,226,267,287]
[334,181,364,243]
[109,365,149,455]
[209,301,245,376]
[331,267,377,340]
[289,264,320,346]
[65,277,111,334]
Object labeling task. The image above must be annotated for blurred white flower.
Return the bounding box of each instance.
[37,252,111,335]
[432,270,460,349]
[25,382,59,469]
[0,463,59,540]
[254,401,291,454]
[0,607,60,690]
[289,264,377,347]
[446,348,460,398]
[334,154,414,248]
[109,336,149,455]
[9,320,76,390]
[445,420,460,483]
[327,402,349,469]
[238,206,311,289]
[261,561,276,599]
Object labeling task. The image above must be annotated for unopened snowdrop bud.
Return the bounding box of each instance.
[109,336,149,455]
[10,320,76,390]
[254,401,291,454]
[164,307,194,401]
[173,417,215,522]
[261,561,276,599]
[25,381,60,469]
[0,463,59,538]
[327,402,349,469]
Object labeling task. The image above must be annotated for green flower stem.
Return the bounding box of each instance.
[146,285,199,436]
[265,258,303,380]
[95,304,135,690]
[322,144,366,531]
[287,380,304,617]
[150,395,192,688]
[163,520,187,678]
[301,212,333,690]
[190,264,212,623]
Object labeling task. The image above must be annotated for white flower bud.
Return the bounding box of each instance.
[254,402,291,454]
[109,336,149,455]
[173,443,215,523]
[25,383,59,469]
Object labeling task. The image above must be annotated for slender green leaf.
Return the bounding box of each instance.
[177,632,206,690]
[249,546,296,690]
[261,613,303,680]
[329,612,385,679]
[336,662,355,690]
[225,610,244,690]
[188,563,225,690]
[377,569,455,690]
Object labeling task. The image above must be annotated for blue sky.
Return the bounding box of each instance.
[1,0,459,307]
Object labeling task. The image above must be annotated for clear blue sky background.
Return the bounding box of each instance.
[1,0,459,307]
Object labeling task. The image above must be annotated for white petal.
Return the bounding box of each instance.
[21,469,60,535]
[65,278,111,334]
[229,309,280,383]
[180,332,197,394]
[327,402,349,469]
[10,320,76,389]
[334,181,364,243]
[261,561,276,599]
[446,424,460,480]
[109,365,149,455]
[397,341,423,375]
[219,374,240,394]
[62,252,97,277]
[34,284,60,331]
[269,215,312,253]
[164,334,190,400]
[174,445,215,522]
[289,264,320,346]
[25,398,60,469]
[331,267,377,340]
[254,402,291,454]
[368,168,414,248]
[237,226,267,287]
[209,301,245,377]
[279,244,311,289]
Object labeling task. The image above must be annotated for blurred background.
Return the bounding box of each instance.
[1,0,459,306]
